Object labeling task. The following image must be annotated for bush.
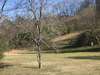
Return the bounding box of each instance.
[9,32,35,48]
[69,30,100,47]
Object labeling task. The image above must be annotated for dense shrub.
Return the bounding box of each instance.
[70,30,100,47]
[9,32,35,48]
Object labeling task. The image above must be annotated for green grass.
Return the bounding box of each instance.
[1,51,100,75]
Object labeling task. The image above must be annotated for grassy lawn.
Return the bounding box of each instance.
[0,52,100,75]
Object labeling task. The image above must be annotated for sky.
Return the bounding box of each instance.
[0,0,86,18]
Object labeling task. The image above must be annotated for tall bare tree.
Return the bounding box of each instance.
[27,0,48,69]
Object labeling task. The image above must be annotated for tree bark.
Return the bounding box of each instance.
[36,21,42,69]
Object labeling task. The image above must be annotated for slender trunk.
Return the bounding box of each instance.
[37,45,41,69]
[36,21,41,69]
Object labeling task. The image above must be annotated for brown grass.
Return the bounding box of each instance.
[0,52,100,75]
[51,31,83,43]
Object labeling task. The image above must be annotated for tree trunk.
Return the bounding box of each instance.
[96,0,100,25]
[37,45,41,69]
[36,21,42,69]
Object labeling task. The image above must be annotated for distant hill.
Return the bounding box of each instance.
[50,6,96,48]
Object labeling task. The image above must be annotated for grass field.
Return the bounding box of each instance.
[0,51,100,75]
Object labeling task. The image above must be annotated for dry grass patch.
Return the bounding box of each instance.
[0,52,100,75]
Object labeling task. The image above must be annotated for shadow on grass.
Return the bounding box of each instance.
[0,62,13,68]
[67,56,100,60]
[41,46,100,53]
[23,66,39,69]
[59,46,100,53]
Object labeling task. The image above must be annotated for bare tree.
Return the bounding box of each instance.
[0,0,8,20]
[27,0,48,69]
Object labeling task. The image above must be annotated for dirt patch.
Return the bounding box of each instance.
[3,49,22,56]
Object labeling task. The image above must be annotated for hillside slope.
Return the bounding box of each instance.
[50,6,95,48]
